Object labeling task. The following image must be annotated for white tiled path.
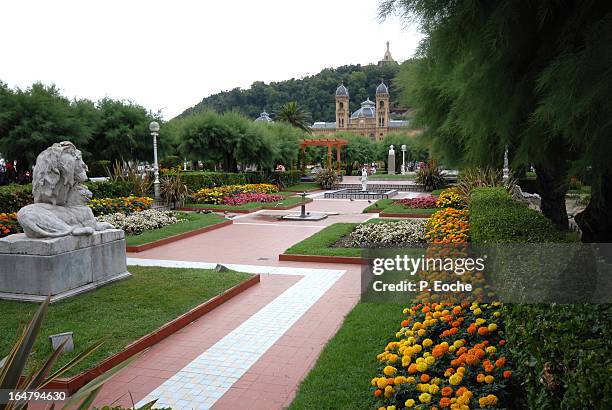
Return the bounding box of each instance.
[128,258,345,409]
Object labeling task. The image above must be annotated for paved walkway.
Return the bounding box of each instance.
[88,193,422,409]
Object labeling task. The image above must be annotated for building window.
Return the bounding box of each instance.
[339,102,344,110]
[379,100,385,108]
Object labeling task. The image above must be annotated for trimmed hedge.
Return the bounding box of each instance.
[87,160,111,177]
[469,187,610,409]
[0,181,135,212]
[84,180,135,199]
[469,187,567,243]
[0,184,33,213]
[172,171,301,192]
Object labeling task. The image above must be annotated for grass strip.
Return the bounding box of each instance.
[0,266,250,377]
[125,212,226,246]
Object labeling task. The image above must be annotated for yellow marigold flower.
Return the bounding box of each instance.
[388,354,398,363]
[453,340,464,349]
[406,376,416,383]
[419,392,432,404]
[484,375,494,384]
[387,406,396,410]
[405,399,416,408]
[376,378,388,389]
[449,374,462,385]
[384,385,395,398]
[488,323,498,332]
[416,362,428,372]
[417,329,426,336]
[429,384,440,394]
[486,346,497,354]
[473,308,482,315]
[425,356,435,365]
[422,338,433,347]
[383,365,397,376]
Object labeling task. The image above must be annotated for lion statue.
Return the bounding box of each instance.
[17,141,114,238]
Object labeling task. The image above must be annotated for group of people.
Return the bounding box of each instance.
[360,163,378,176]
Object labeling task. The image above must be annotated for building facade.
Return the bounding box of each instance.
[311,80,408,140]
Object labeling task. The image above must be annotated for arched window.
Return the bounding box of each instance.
[339,102,344,110]
[379,100,385,108]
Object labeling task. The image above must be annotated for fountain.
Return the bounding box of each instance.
[281,192,328,221]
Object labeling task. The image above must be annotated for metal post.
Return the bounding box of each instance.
[149,121,161,201]
[300,192,307,218]
[503,145,509,183]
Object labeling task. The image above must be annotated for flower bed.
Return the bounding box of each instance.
[397,196,439,209]
[0,212,21,238]
[192,183,278,204]
[436,188,466,209]
[425,208,469,244]
[346,220,427,247]
[371,301,512,409]
[88,196,153,216]
[221,193,283,206]
[97,209,185,235]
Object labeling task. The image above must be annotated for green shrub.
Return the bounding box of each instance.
[504,304,611,409]
[85,180,135,199]
[160,155,182,169]
[0,184,34,213]
[175,172,247,191]
[470,187,609,409]
[87,160,111,177]
[469,187,567,243]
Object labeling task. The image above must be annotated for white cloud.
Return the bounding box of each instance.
[0,0,422,119]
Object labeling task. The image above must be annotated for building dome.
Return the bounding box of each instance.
[376,81,388,94]
[351,98,376,119]
[335,84,349,96]
[255,110,273,122]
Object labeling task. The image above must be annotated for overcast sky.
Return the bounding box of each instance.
[1,0,422,119]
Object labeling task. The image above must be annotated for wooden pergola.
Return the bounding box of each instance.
[299,138,349,175]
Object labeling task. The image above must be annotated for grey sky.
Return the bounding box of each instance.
[1,0,422,119]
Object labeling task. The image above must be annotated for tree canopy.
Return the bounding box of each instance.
[384,0,612,240]
[178,64,402,122]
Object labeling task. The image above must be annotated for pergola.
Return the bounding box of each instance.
[299,138,349,175]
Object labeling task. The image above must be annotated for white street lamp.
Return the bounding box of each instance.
[149,121,160,200]
[401,144,407,175]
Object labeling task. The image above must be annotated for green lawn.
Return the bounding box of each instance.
[0,266,251,377]
[368,173,416,180]
[285,182,320,192]
[288,302,405,410]
[381,204,437,215]
[362,199,394,213]
[185,193,304,211]
[284,223,361,256]
[362,199,437,216]
[283,219,404,257]
[126,212,226,246]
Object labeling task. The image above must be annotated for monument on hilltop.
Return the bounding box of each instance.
[0,141,130,302]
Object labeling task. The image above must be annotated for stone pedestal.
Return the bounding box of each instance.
[0,229,130,302]
[388,154,396,175]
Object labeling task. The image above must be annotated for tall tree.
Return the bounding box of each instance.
[0,83,90,171]
[383,0,612,233]
[275,101,312,133]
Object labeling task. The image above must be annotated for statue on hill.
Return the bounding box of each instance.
[17,141,114,238]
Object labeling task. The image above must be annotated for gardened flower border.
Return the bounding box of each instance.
[0,212,21,238]
[192,183,278,205]
[88,196,153,216]
[371,208,512,410]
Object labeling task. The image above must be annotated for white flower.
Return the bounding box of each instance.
[97,209,186,235]
[348,220,427,247]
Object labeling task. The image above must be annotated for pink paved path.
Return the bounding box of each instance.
[80,195,417,409]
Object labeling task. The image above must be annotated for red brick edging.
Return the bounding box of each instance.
[126,219,233,252]
[43,274,261,394]
[278,253,365,265]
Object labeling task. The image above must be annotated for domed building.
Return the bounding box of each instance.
[255,110,273,122]
[311,77,409,140]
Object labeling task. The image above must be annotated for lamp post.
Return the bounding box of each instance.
[401,144,407,175]
[503,145,509,183]
[149,121,160,201]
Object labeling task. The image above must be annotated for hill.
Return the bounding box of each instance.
[177,63,402,122]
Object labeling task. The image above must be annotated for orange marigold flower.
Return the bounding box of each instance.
[496,358,507,367]
[441,387,453,397]
[374,389,382,397]
[503,370,512,378]
[477,327,489,336]
[421,374,430,382]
